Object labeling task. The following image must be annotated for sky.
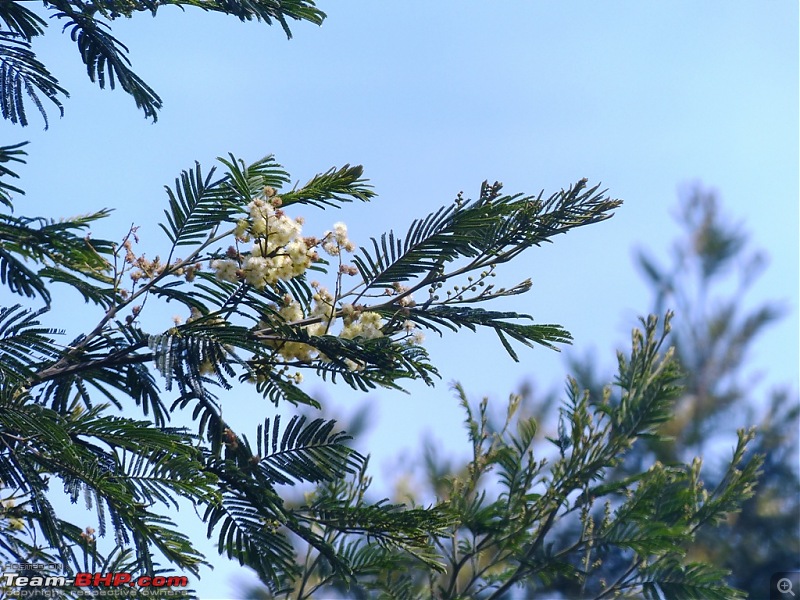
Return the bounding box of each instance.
[3,2,798,598]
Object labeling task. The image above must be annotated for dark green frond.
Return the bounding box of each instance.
[407,305,572,359]
[0,32,68,128]
[38,266,118,307]
[148,320,252,393]
[253,368,322,408]
[56,10,162,120]
[0,0,325,126]
[305,499,451,570]
[0,390,213,575]
[0,140,28,208]
[165,0,326,38]
[0,246,51,302]
[352,197,488,288]
[217,153,290,203]
[204,489,299,592]
[254,415,363,485]
[0,304,61,384]
[0,2,47,40]
[0,210,114,304]
[280,164,375,209]
[32,324,170,424]
[170,384,223,442]
[309,334,438,389]
[353,179,621,290]
[176,271,284,316]
[160,161,232,247]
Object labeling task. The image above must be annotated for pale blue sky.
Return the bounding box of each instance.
[4,2,797,598]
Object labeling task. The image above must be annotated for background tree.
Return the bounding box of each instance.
[628,186,799,598]
[563,186,799,599]
[516,185,798,599]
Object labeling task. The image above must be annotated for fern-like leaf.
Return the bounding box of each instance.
[305,499,452,570]
[216,153,290,203]
[280,164,375,209]
[353,179,621,291]
[407,305,572,359]
[0,2,47,40]
[160,161,232,247]
[0,246,50,301]
[0,32,67,128]
[204,489,298,591]
[167,0,326,38]
[0,141,28,208]
[56,9,162,120]
[0,210,114,304]
[254,415,363,485]
[0,304,61,384]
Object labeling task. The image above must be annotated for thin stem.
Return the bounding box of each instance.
[593,558,643,600]
[34,227,234,384]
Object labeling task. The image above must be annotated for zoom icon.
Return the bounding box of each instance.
[772,572,800,599]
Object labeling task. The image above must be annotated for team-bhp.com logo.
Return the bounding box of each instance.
[2,570,188,597]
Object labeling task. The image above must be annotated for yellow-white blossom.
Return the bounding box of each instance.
[341,311,383,340]
[311,287,335,323]
[211,259,239,283]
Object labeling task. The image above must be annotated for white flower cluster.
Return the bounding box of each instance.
[211,196,317,289]
[209,187,364,295]
[340,310,383,340]
[322,222,355,256]
[262,292,386,364]
[403,319,425,345]
[265,294,321,361]
[384,281,415,307]
[202,189,428,376]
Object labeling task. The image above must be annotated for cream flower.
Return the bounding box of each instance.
[211,259,239,283]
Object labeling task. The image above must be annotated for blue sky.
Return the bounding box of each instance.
[4,2,798,597]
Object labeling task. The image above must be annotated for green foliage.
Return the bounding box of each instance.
[0,171,115,305]
[0,382,217,580]
[630,186,800,597]
[353,179,616,290]
[558,186,799,599]
[0,31,67,128]
[0,141,27,208]
[0,305,62,385]
[0,3,776,597]
[250,314,759,599]
[635,187,787,451]
[0,133,624,594]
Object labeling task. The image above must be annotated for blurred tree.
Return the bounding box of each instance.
[629,185,800,597]
[563,184,799,598]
